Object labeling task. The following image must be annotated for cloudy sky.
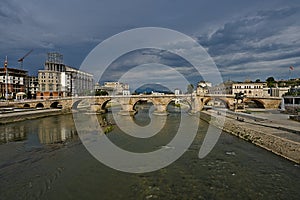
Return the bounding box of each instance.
[1,0,300,86]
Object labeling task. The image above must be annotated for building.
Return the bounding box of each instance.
[288,85,300,95]
[265,87,290,97]
[174,88,182,95]
[282,95,300,113]
[196,81,212,95]
[37,69,64,98]
[201,79,289,98]
[65,66,94,96]
[198,81,212,88]
[232,82,267,97]
[209,80,233,95]
[95,82,130,95]
[231,81,288,98]
[37,52,93,99]
[0,67,27,100]
[26,76,39,99]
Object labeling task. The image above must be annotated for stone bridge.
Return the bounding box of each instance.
[201,94,282,110]
[9,95,195,115]
[8,94,282,115]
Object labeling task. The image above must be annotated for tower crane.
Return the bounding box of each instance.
[18,49,33,69]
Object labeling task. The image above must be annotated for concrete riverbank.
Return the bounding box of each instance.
[200,110,300,164]
[0,109,70,124]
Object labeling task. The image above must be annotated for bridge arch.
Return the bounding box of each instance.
[36,103,44,108]
[23,103,30,108]
[166,99,192,112]
[203,97,230,109]
[71,99,93,110]
[244,99,265,108]
[132,99,155,112]
[50,101,62,109]
[132,99,155,111]
[101,99,113,110]
[71,100,82,110]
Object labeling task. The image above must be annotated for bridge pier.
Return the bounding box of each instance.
[90,104,108,113]
[189,96,202,114]
[118,104,136,116]
[152,104,168,116]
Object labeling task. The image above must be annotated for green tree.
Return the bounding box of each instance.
[255,79,261,83]
[95,90,109,96]
[266,77,275,87]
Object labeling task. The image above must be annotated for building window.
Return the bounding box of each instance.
[49,84,53,91]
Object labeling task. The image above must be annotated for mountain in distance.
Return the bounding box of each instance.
[134,83,173,94]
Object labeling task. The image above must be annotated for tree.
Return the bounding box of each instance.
[95,90,108,96]
[266,77,275,87]
[255,79,261,83]
[187,84,194,94]
[266,77,275,82]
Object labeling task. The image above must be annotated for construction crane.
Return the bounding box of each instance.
[18,49,33,69]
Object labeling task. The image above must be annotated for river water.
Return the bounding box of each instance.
[0,104,299,199]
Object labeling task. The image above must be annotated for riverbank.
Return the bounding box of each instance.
[0,109,70,124]
[200,110,300,164]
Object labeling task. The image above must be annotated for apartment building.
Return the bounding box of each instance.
[0,67,27,99]
[232,82,267,97]
[37,52,93,99]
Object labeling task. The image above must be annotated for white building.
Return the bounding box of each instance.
[65,66,94,96]
[263,87,290,97]
[196,81,212,95]
[37,52,93,99]
[95,82,130,95]
[174,88,181,95]
[198,81,212,88]
[232,82,267,97]
[208,81,233,95]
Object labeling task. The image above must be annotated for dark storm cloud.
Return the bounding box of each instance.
[203,7,300,55]
[1,0,300,81]
[198,6,300,80]
[0,0,22,23]
[100,49,199,83]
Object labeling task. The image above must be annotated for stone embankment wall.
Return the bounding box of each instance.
[0,109,70,124]
[200,111,300,164]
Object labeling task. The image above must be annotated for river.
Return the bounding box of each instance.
[0,104,299,199]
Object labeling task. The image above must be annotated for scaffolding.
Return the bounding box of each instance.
[46,52,63,64]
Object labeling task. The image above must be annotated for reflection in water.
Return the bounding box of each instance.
[0,114,80,145]
[37,113,114,144]
[0,124,26,143]
[38,115,77,144]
